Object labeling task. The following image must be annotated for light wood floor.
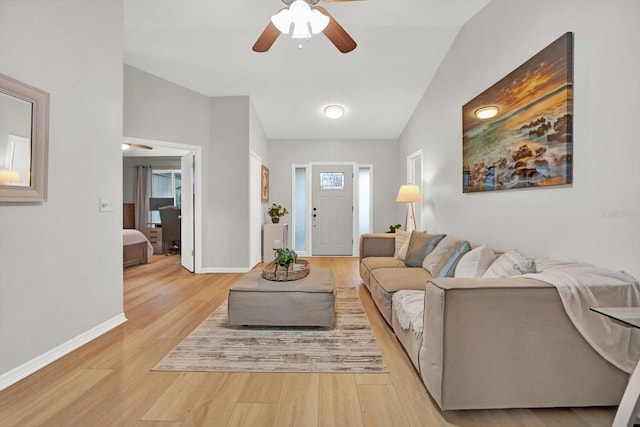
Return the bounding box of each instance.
[0,256,617,426]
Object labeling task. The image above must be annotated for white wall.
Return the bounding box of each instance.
[267,139,400,237]
[249,101,269,216]
[207,97,252,269]
[249,102,268,164]
[400,0,640,279]
[0,0,124,379]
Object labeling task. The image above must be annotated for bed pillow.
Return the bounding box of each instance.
[404,232,446,267]
[394,230,411,259]
[454,245,497,278]
[422,235,461,274]
[483,249,536,278]
[431,241,471,278]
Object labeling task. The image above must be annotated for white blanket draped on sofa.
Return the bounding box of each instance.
[523,259,640,373]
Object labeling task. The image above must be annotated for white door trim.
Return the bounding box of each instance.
[123,136,203,273]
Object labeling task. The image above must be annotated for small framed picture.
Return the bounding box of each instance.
[261,165,269,202]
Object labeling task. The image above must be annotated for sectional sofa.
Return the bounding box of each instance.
[359,232,630,410]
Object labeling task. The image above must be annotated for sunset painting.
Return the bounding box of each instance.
[462,32,573,193]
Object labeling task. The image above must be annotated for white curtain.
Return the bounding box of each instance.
[133,165,152,231]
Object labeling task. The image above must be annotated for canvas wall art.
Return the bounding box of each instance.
[462,32,573,193]
[261,165,270,202]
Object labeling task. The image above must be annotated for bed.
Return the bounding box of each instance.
[123,229,154,267]
[123,203,154,267]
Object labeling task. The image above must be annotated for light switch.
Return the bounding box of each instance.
[99,197,114,212]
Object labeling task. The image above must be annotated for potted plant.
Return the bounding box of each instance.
[268,203,288,223]
[386,224,402,233]
[274,248,297,267]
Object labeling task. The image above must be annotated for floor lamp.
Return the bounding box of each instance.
[395,184,422,231]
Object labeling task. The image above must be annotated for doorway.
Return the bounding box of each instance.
[311,164,354,256]
[122,137,202,272]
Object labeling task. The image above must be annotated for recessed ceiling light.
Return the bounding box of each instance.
[324,104,345,119]
[475,106,499,119]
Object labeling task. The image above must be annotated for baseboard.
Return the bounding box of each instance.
[0,313,127,391]
[199,267,252,274]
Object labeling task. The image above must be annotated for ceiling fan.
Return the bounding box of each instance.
[122,143,153,150]
[253,0,361,54]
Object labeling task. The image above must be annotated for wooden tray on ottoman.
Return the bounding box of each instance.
[262,259,310,281]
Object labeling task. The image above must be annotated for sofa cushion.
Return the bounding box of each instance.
[362,256,406,272]
[483,249,536,278]
[360,256,406,289]
[369,267,431,324]
[431,241,471,278]
[394,230,411,258]
[405,232,446,267]
[454,245,497,278]
[423,235,463,274]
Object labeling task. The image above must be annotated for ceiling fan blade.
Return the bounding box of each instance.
[315,6,357,53]
[130,143,153,150]
[253,22,280,53]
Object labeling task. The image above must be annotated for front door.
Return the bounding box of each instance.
[311,164,353,256]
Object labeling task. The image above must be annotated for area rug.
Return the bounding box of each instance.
[153,287,388,373]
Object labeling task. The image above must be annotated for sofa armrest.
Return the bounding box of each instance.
[420,277,627,410]
[359,233,396,261]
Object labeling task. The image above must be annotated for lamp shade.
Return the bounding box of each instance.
[395,184,422,203]
[0,170,21,185]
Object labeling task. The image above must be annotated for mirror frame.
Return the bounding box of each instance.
[0,73,50,203]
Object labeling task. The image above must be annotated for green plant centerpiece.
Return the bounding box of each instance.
[262,248,310,281]
[274,248,297,268]
[268,203,288,223]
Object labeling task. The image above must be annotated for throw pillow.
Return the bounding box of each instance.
[431,241,472,278]
[394,230,411,258]
[404,232,446,267]
[483,249,537,278]
[454,245,497,278]
[422,235,460,274]
[396,235,411,261]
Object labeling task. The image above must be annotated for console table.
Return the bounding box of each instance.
[263,223,288,262]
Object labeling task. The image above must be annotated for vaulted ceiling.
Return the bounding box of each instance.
[123,0,490,140]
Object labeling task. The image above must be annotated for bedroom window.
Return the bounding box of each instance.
[150,169,181,224]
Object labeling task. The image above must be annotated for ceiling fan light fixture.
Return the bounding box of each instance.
[289,0,311,21]
[271,8,292,34]
[289,0,313,39]
[291,22,311,39]
[122,143,131,150]
[324,104,344,119]
[309,9,330,34]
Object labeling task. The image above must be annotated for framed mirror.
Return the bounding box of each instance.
[0,73,49,202]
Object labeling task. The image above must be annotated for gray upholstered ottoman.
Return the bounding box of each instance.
[228,267,335,327]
